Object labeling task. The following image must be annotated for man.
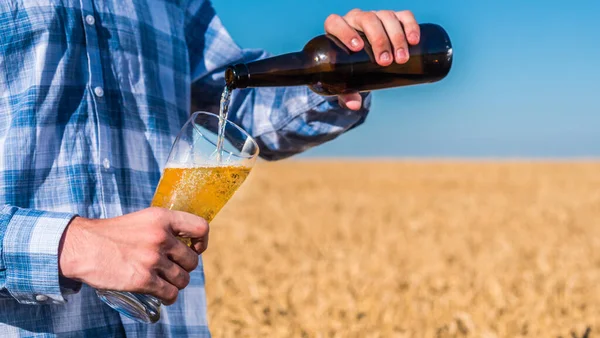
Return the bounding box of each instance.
[0,0,420,336]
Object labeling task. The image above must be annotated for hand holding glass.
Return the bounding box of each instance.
[95,111,259,323]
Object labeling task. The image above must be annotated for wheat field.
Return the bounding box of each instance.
[201,161,600,338]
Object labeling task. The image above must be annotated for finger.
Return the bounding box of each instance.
[167,210,209,238]
[157,258,191,290]
[324,14,363,51]
[166,236,199,272]
[346,12,393,66]
[190,232,209,255]
[376,11,409,64]
[145,274,179,305]
[395,10,420,45]
[338,93,362,111]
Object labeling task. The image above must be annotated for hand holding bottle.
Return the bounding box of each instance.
[226,12,451,109]
[323,9,421,110]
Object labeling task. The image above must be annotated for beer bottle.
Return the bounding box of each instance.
[225,23,453,95]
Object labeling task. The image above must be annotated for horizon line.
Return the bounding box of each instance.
[274,156,600,162]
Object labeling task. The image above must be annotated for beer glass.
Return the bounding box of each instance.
[95,111,259,323]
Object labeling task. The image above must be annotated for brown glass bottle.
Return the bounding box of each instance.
[225,23,453,95]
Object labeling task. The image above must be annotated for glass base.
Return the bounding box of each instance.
[96,290,162,324]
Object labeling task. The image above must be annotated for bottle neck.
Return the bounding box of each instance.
[225,51,313,89]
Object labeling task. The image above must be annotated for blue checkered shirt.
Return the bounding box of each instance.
[0,0,370,337]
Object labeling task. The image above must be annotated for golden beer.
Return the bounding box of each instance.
[151,165,251,245]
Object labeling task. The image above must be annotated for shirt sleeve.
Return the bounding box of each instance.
[0,205,82,305]
[185,0,372,161]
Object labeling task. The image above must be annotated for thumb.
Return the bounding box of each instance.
[167,210,209,239]
[338,93,362,111]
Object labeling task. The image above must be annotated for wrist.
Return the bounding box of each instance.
[58,216,89,281]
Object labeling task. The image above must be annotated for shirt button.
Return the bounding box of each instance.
[94,86,104,98]
[103,158,111,169]
[35,294,49,302]
[85,15,95,26]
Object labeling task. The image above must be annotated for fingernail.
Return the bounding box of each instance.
[410,33,419,43]
[351,38,360,48]
[380,51,391,62]
[396,48,407,61]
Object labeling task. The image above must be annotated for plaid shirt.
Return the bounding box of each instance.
[0,0,370,337]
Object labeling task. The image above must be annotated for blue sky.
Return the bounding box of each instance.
[212,0,600,158]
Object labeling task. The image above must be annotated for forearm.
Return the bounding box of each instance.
[226,86,371,161]
[187,2,372,161]
[190,47,372,161]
